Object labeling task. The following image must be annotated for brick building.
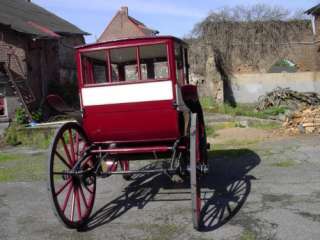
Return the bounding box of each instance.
[98,6,158,42]
[0,0,88,121]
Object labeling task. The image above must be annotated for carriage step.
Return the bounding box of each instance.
[91,145,186,155]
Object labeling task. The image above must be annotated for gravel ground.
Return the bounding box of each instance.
[0,134,320,240]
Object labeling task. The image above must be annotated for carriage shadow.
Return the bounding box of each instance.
[79,149,260,232]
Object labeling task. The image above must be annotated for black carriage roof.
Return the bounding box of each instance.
[76,35,187,50]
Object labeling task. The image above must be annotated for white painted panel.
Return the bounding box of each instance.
[82,81,173,106]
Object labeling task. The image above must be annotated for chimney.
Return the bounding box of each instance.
[120,6,128,16]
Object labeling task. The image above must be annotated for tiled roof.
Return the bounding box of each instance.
[0,0,88,38]
[305,4,320,15]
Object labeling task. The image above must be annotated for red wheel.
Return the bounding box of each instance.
[48,122,96,228]
[190,113,201,230]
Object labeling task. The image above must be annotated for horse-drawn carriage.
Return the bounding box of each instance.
[47,36,208,230]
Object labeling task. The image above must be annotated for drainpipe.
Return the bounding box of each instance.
[312,15,316,35]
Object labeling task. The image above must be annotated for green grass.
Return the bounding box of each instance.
[272,160,295,168]
[0,153,21,162]
[214,121,238,130]
[130,223,182,240]
[200,97,286,119]
[206,122,238,138]
[206,126,219,138]
[213,139,260,150]
[0,153,46,182]
[4,123,54,149]
[241,230,256,240]
[250,121,281,130]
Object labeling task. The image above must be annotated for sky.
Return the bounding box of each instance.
[32,0,319,43]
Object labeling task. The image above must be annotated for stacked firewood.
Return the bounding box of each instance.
[256,87,320,111]
[283,107,320,134]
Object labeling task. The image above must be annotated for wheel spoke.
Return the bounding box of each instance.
[62,183,73,213]
[68,129,76,164]
[55,150,72,169]
[76,187,82,220]
[79,184,89,209]
[83,183,94,194]
[61,137,73,166]
[55,178,72,196]
[70,189,75,221]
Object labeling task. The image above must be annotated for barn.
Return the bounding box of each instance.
[0,0,88,122]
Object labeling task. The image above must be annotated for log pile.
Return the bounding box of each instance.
[256,87,320,111]
[283,107,320,134]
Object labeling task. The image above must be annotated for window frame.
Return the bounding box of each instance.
[80,42,171,87]
[174,43,188,86]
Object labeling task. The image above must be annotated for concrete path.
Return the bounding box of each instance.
[1,135,320,240]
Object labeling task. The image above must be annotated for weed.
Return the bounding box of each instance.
[131,223,182,240]
[4,124,54,149]
[206,126,216,137]
[250,122,281,130]
[240,230,256,240]
[200,99,287,120]
[213,139,259,150]
[272,160,295,167]
[214,121,237,130]
[15,107,29,125]
[0,153,46,182]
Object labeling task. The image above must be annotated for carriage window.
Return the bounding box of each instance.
[175,44,184,85]
[139,44,168,80]
[110,47,138,82]
[81,51,108,84]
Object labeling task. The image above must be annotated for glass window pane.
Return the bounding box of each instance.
[81,50,108,84]
[139,44,168,80]
[110,47,137,82]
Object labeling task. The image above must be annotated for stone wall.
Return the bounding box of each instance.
[231,71,320,103]
[188,20,320,103]
[0,27,28,75]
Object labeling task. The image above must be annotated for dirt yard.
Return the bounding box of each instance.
[0,128,320,240]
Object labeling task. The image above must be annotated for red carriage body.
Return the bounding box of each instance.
[77,36,189,143]
[48,36,208,230]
